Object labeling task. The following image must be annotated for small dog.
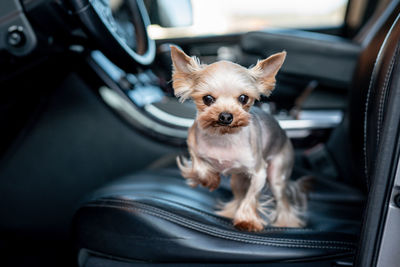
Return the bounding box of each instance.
[170,46,309,231]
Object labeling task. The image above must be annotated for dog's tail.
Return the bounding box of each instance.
[285,175,314,212]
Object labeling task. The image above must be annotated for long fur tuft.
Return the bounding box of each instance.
[283,175,313,222]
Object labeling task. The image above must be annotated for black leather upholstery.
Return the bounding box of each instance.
[240,29,360,84]
[357,13,400,266]
[74,168,363,263]
[364,13,400,181]
[349,1,400,187]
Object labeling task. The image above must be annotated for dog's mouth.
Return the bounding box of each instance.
[211,122,243,134]
[214,122,240,128]
[197,112,250,135]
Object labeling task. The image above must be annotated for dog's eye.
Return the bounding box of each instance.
[238,94,249,105]
[203,95,215,106]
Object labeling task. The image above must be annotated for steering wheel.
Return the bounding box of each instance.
[70,0,155,69]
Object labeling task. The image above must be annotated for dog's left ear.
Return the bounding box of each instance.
[250,51,286,96]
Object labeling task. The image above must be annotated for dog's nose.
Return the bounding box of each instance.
[218,112,233,125]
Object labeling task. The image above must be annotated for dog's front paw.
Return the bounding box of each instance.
[234,218,265,232]
[176,156,220,191]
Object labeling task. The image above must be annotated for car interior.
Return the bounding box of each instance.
[1,0,400,266]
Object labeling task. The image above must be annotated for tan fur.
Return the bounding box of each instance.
[216,173,250,219]
[171,46,308,231]
[249,52,287,96]
[196,104,250,135]
[177,122,221,190]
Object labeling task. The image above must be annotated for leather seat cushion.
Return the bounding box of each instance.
[73,168,364,263]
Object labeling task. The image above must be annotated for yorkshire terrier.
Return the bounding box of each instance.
[170,46,309,232]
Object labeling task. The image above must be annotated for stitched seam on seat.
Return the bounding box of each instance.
[106,193,234,227]
[83,203,354,251]
[363,31,400,185]
[145,197,234,227]
[85,199,356,248]
[364,54,380,185]
[97,190,320,231]
[139,196,318,231]
[376,43,399,151]
[105,199,356,245]
[121,201,355,246]
[86,204,353,251]
[98,175,345,232]
[108,198,326,233]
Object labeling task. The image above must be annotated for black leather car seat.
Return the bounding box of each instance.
[74,168,363,264]
[73,13,400,267]
[349,0,400,187]
[357,11,400,266]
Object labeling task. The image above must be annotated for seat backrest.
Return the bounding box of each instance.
[348,0,400,186]
[364,12,400,185]
[357,12,400,266]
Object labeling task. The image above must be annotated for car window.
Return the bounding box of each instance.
[148,0,348,40]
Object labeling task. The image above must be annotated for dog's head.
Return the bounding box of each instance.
[170,46,286,135]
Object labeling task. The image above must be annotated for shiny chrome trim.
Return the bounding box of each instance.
[144,104,194,128]
[279,117,341,130]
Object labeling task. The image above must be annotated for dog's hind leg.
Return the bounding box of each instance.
[268,140,307,227]
[217,173,250,219]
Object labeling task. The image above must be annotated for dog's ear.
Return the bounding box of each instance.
[170,45,201,102]
[250,51,286,96]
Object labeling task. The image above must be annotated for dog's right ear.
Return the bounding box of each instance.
[170,45,201,102]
